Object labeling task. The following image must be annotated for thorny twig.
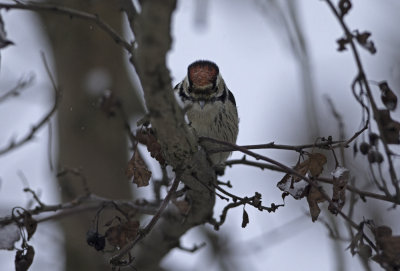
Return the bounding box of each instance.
[0,53,61,155]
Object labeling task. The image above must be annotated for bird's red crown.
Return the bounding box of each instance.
[188,60,219,88]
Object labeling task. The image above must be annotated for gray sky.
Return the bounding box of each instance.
[1,0,400,270]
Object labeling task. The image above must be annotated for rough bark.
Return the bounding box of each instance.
[130,0,217,269]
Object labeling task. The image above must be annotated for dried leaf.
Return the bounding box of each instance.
[353,30,376,54]
[336,37,350,51]
[23,213,37,241]
[0,224,20,250]
[253,192,262,208]
[277,153,326,200]
[0,14,14,50]
[373,225,400,269]
[15,245,34,271]
[306,186,326,222]
[173,198,191,215]
[105,220,140,248]
[355,31,371,45]
[379,81,398,111]
[338,0,352,17]
[241,209,249,228]
[308,153,327,177]
[126,147,152,187]
[328,167,349,215]
[376,110,400,144]
[347,229,364,256]
[136,128,165,165]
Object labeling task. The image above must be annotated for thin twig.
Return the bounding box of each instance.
[0,1,133,52]
[0,193,157,226]
[325,0,399,196]
[0,75,34,103]
[208,140,343,154]
[0,53,61,155]
[110,177,180,266]
[226,158,399,205]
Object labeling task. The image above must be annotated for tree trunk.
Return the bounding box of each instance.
[39,1,143,270]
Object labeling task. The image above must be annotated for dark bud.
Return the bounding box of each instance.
[241,209,249,228]
[369,133,379,146]
[337,37,350,51]
[338,0,352,17]
[367,151,384,164]
[379,81,397,111]
[359,142,370,155]
[86,229,106,251]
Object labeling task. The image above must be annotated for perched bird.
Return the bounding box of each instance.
[174,60,239,168]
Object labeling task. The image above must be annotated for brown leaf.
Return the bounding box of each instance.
[23,213,37,241]
[126,147,152,187]
[308,153,327,177]
[372,225,400,269]
[354,31,376,54]
[347,226,365,256]
[277,153,326,200]
[306,186,326,222]
[376,110,400,144]
[328,167,349,215]
[105,220,140,248]
[173,198,191,215]
[356,31,371,45]
[241,209,249,228]
[15,245,35,271]
[379,81,398,111]
[136,128,166,165]
[337,37,350,51]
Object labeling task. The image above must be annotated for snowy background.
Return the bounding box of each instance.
[1,0,400,270]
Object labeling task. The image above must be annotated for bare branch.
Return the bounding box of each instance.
[325,0,399,195]
[110,177,180,265]
[0,54,61,155]
[0,1,133,52]
[0,75,34,103]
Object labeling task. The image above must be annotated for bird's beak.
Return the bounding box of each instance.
[199,100,205,109]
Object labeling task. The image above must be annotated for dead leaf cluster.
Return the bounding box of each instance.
[126,146,152,187]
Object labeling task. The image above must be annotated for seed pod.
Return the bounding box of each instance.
[369,133,379,146]
[359,142,370,155]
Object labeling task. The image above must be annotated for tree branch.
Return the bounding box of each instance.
[0,54,61,155]
[114,1,217,269]
[0,1,132,51]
